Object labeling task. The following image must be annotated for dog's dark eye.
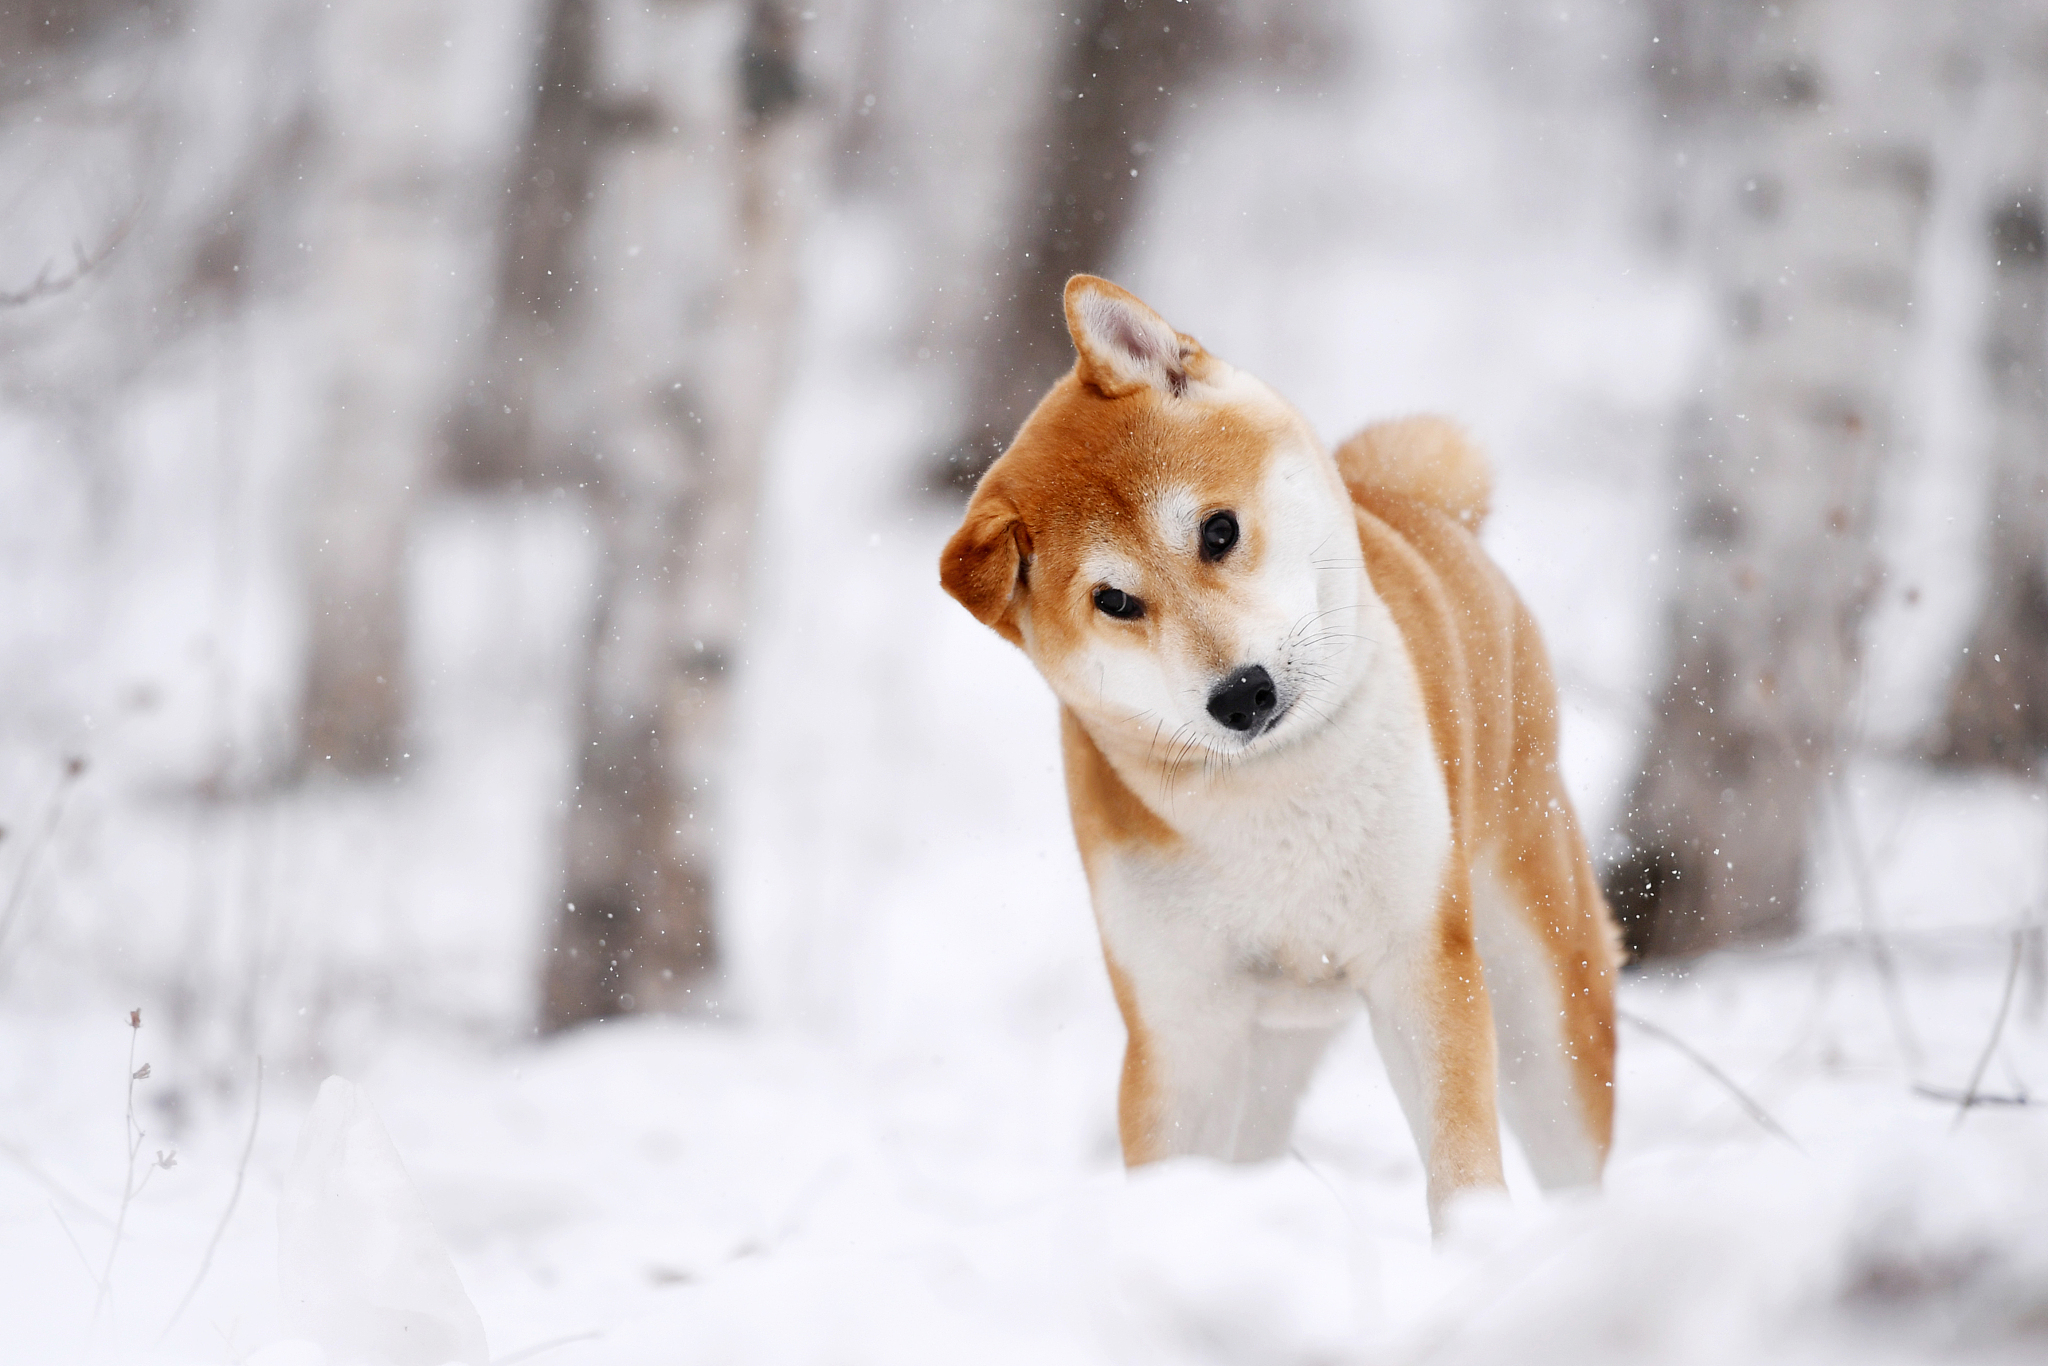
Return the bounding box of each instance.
[1201,511,1239,561]
[1093,586,1144,620]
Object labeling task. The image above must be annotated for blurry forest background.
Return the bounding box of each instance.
[3,1,2046,1362]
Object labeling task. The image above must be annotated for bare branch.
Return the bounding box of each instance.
[1619,1008,1805,1153]
[0,1135,112,1227]
[1824,776,1923,1064]
[1736,921,2031,963]
[49,1201,98,1288]
[490,1330,607,1366]
[160,1058,263,1340]
[1914,1083,2033,1107]
[1952,931,2026,1130]
[0,210,136,309]
[0,755,87,968]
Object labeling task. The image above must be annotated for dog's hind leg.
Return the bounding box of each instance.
[1471,850,1614,1191]
[1472,603,1617,1190]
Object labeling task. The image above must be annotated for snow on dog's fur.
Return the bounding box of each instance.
[941,276,1618,1231]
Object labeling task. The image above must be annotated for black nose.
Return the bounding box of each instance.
[1207,665,1278,732]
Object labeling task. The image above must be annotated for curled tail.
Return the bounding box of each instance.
[1332,415,1492,529]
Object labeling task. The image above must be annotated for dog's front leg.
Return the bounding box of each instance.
[1361,879,1506,1236]
[1103,948,1265,1165]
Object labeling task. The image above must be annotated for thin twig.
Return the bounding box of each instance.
[0,756,86,959]
[50,1201,99,1285]
[1736,921,2030,963]
[0,212,137,309]
[1824,776,1922,1064]
[1619,1008,1805,1153]
[1952,931,2026,1131]
[0,1133,112,1226]
[1913,1083,2032,1107]
[1290,1146,1351,1211]
[491,1330,605,1365]
[160,1058,263,1341]
[2026,817,2047,1025]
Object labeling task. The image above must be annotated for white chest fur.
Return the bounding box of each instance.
[1083,586,1452,1028]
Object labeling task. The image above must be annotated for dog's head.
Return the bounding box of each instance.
[941,276,1367,766]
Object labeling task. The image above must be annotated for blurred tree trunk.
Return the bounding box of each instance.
[934,0,1222,491]
[300,0,528,775]
[443,0,600,491]
[1935,19,2048,773]
[464,0,818,1029]
[1642,0,1737,252]
[1610,0,1949,959]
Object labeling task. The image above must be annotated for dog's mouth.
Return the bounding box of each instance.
[1226,694,1296,747]
[1245,700,1294,741]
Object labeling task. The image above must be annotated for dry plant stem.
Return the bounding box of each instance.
[1953,931,2026,1130]
[91,1012,147,1324]
[50,1201,98,1285]
[160,1058,263,1341]
[1618,1008,1805,1153]
[1825,776,1923,1064]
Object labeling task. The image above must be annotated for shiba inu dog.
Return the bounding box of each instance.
[940,276,1619,1231]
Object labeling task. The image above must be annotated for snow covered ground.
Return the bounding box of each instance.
[4,6,2046,1363]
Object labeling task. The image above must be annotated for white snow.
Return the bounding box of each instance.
[2,4,2044,1364]
[275,1078,489,1366]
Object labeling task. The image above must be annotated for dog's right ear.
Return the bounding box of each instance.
[940,492,1031,647]
[1065,275,1193,399]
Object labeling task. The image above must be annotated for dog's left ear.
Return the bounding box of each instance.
[940,491,1032,647]
[1065,275,1199,399]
